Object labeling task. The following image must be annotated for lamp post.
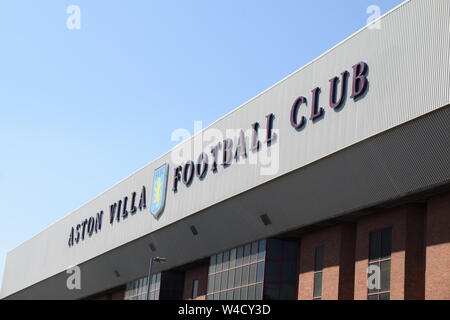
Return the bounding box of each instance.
[146,256,167,300]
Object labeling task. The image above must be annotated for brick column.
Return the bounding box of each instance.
[425,192,450,300]
[354,205,425,300]
[111,288,125,300]
[182,262,209,300]
[298,223,356,300]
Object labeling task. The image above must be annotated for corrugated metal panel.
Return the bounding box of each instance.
[2,0,450,298]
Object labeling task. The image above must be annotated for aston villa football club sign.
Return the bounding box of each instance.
[67,61,369,248]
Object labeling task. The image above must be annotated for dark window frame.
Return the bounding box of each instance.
[313,246,324,300]
[367,228,392,300]
[192,279,199,299]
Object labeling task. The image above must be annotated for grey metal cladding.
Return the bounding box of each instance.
[2,0,450,299]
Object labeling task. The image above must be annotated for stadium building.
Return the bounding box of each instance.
[1,0,450,300]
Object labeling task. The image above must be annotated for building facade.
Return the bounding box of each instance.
[2,0,450,300]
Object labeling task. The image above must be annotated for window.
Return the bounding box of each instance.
[263,239,299,300]
[206,240,266,300]
[367,228,392,300]
[147,273,162,300]
[192,280,199,299]
[313,247,324,300]
[206,239,299,300]
[124,273,161,300]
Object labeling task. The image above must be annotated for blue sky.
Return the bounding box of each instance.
[0,0,405,287]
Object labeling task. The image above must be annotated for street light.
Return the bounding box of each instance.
[146,256,167,300]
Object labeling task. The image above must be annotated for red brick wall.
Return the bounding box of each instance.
[111,289,125,300]
[425,192,450,300]
[87,286,125,300]
[298,224,356,300]
[182,262,209,300]
[354,205,425,300]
